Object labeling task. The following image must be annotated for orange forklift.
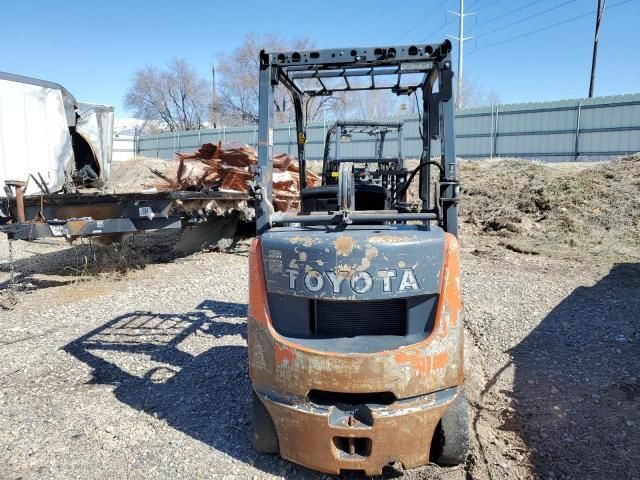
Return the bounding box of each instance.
[247,40,468,475]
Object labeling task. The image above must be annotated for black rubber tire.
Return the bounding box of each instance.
[251,391,279,454]
[431,389,470,466]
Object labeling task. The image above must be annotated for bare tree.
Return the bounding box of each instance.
[346,90,400,119]
[457,76,501,109]
[217,34,343,126]
[125,59,209,132]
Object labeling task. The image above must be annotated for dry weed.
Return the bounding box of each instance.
[458,154,640,259]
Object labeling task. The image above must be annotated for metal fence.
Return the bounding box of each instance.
[130,93,640,162]
[113,134,135,162]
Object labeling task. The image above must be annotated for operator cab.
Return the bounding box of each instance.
[300,121,406,212]
[300,183,387,211]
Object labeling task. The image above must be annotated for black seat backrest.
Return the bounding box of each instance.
[300,184,388,212]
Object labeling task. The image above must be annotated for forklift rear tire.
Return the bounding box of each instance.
[431,389,470,466]
[251,391,279,454]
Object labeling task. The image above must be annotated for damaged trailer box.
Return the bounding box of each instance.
[0,71,113,199]
[0,73,254,245]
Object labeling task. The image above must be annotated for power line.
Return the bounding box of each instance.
[472,0,576,39]
[423,16,457,41]
[473,0,507,12]
[468,0,548,31]
[467,0,491,9]
[468,0,632,54]
[398,0,448,41]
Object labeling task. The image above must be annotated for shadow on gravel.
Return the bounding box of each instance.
[63,301,262,462]
[507,263,640,479]
[63,300,334,479]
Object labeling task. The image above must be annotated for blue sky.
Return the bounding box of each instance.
[2,0,638,118]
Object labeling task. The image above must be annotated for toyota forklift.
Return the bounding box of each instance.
[248,40,468,475]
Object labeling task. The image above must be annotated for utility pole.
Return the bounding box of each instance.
[448,0,474,109]
[589,0,606,98]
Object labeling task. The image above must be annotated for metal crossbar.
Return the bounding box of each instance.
[337,126,397,136]
[269,42,451,96]
[329,120,404,137]
[290,68,429,96]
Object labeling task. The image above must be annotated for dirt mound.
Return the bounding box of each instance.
[460,154,640,259]
[108,157,173,193]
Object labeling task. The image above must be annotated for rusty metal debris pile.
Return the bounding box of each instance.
[150,142,320,212]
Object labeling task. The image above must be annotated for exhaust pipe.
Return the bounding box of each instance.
[5,180,26,222]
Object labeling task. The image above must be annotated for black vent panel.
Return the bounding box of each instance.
[313,299,407,337]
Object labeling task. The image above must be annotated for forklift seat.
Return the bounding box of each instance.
[300,183,388,212]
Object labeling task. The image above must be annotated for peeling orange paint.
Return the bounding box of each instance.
[443,234,461,328]
[274,344,296,366]
[394,351,432,375]
[436,305,449,339]
[249,239,269,326]
[432,352,449,370]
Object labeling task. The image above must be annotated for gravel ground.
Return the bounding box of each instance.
[0,228,638,480]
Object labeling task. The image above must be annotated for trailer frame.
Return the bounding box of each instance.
[0,190,251,241]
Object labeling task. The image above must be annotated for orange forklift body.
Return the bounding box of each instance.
[248,234,463,475]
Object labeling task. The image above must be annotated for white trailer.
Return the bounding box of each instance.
[0,71,114,197]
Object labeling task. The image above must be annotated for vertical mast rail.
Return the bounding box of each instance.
[257,52,275,233]
[439,67,459,237]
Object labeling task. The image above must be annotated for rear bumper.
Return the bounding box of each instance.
[255,386,458,475]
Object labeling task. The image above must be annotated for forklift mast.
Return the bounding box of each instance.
[255,40,459,235]
[321,120,404,194]
[321,120,404,171]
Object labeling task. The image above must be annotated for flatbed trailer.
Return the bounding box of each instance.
[0,190,252,241]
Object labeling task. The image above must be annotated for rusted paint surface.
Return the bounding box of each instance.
[367,234,415,244]
[274,343,296,366]
[359,246,378,270]
[247,234,464,473]
[393,350,448,376]
[56,204,122,220]
[395,350,431,374]
[259,391,451,475]
[443,234,462,328]
[432,351,449,370]
[64,221,92,236]
[262,228,444,301]
[287,235,314,247]
[334,235,356,256]
[6,182,26,222]
[250,234,463,395]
